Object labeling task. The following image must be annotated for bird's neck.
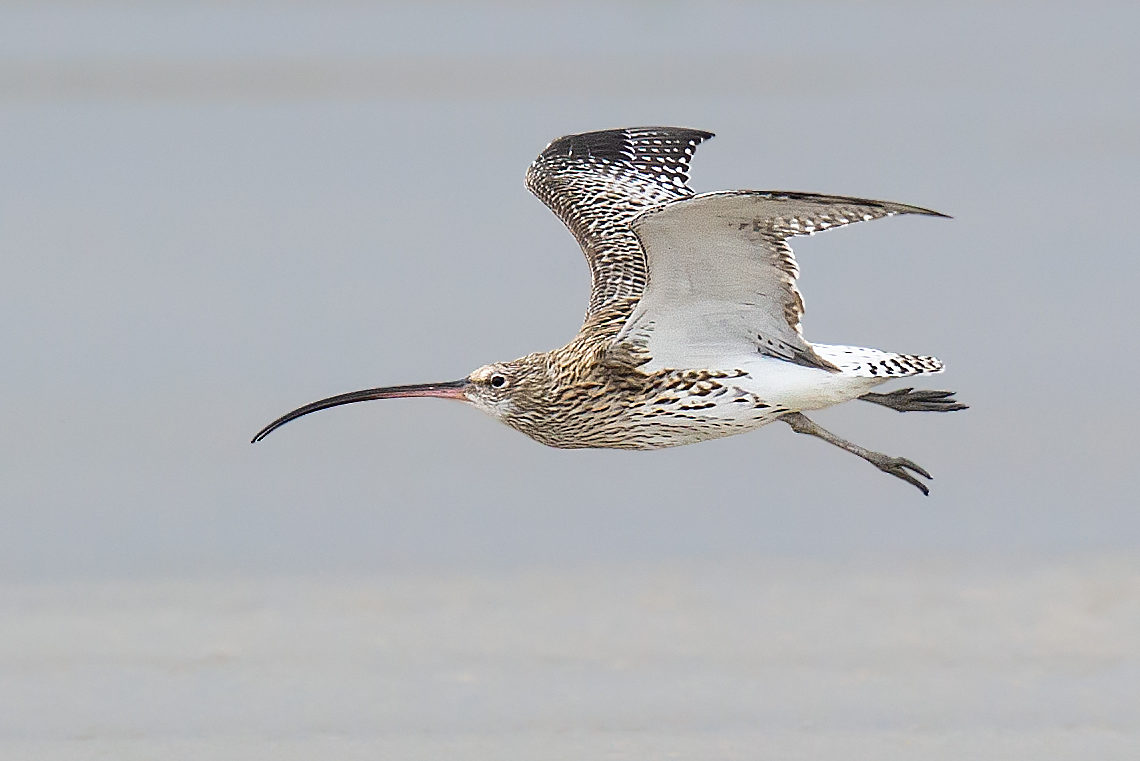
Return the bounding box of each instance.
[540,297,649,389]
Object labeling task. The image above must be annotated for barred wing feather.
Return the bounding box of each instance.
[526,127,714,317]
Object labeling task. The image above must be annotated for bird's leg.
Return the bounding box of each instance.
[781,411,933,495]
[859,387,968,413]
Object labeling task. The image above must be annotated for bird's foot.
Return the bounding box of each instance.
[782,411,934,496]
[865,452,932,496]
[860,387,968,413]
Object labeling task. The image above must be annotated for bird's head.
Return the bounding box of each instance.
[251,354,552,443]
[462,357,551,419]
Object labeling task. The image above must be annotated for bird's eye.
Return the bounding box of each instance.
[490,373,507,388]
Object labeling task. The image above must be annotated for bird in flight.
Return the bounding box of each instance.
[253,127,964,494]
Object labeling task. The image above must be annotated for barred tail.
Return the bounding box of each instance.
[812,344,944,378]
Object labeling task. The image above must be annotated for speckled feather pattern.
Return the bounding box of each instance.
[487,300,791,450]
[526,127,713,319]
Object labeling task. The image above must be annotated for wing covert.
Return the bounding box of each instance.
[526,127,714,317]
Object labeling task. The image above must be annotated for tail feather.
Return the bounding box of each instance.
[812,344,943,378]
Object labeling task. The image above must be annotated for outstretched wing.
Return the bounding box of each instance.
[526,127,714,317]
[618,191,948,371]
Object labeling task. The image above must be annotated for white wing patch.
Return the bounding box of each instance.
[618,190,946,373]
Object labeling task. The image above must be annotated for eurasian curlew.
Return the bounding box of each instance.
[253,127,965,494]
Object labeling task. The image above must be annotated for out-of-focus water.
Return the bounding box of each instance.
[2,1,1138,758]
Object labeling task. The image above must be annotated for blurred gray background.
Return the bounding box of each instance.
[2,2,1138,759]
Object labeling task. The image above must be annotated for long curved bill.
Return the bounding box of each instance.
[251,379,469,443]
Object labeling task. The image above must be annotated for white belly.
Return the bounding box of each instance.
[620,359,882,450]
[733,356,889,411]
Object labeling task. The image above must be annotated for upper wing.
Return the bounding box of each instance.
[526,127,714,317]
[618,191,948,371]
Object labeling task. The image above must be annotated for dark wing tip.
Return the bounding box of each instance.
[527,127,716,204]
[868,197,950,219]
[538,126,715,164]
[530,127,715,188]
[902,205,952,219]
[761,192,951,220]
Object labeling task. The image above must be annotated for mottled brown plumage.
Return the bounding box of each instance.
[466,298,783,451]
[253,127,965,494]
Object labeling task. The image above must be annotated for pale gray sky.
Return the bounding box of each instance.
[2,1,1137,580]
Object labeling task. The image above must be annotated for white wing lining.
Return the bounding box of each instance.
[618,190,946,372]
